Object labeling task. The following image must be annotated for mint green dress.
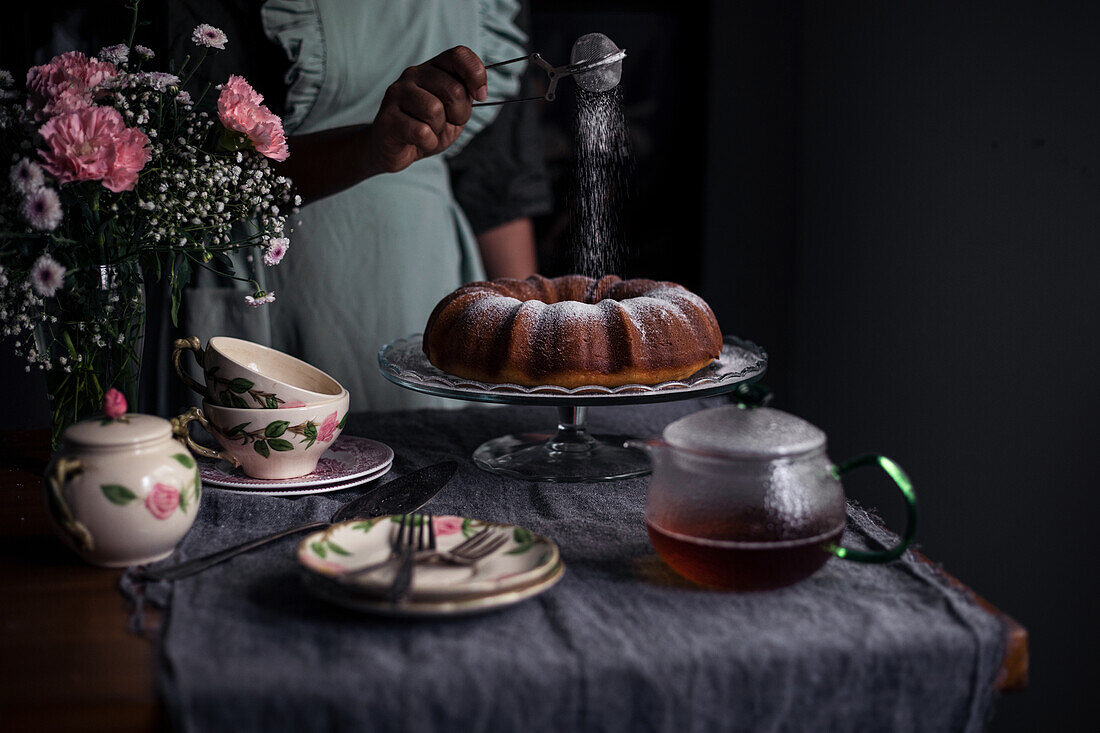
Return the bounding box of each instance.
[249,0,526,411]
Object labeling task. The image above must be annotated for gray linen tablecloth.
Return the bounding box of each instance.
[127,400,1005,732]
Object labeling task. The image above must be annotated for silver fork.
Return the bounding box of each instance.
[425,526,509,566]
[340,525,507,582]
[386,513,433,604]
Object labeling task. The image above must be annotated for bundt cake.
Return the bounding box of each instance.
[423,274,724,388]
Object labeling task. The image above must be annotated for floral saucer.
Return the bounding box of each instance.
[298,515,562,607]
[198,435,393,491]
[212,463,391,497]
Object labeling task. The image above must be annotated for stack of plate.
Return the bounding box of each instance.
[199,435,394,496]
[297,515,564,616]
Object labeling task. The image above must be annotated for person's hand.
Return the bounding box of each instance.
[365,46,488,175]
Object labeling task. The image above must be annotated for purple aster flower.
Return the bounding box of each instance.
[22,187,63,231]
[262,237,289,266]
[192,24,228,50]
[29,253,66,297]
[136,71,181,91]
[10,159,44,195]
[98,44,129,65]
[245,290,276,307]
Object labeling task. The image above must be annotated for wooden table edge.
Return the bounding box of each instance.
[912,550,1029,692]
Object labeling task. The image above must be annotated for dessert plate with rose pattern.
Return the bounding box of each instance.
[298,515,562,613]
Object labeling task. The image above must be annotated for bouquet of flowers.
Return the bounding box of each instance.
[0,2,298,446]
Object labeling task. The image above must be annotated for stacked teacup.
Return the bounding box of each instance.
[172,336,350,479]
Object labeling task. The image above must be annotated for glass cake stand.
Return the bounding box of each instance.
[377,334,768,482]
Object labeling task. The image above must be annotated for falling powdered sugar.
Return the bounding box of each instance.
[569,86,632,278]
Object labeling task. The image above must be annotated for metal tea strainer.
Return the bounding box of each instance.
[473,32,626,106]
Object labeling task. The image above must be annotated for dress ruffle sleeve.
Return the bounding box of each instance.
[445,0,528,158]
[260,0,326,135]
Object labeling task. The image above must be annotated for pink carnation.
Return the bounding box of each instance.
[26,51,117,121]
[38,106,150,192]
[102,125,152,192]
[217,75,289,161]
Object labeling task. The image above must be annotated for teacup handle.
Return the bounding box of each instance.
[171,407,241,468]
[172,337,208,399]
[824,454,918,564]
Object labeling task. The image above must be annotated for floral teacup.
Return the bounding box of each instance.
[173,335,344,409]
[175,391,350,479]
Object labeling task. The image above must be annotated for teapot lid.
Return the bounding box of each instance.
[663,405,826,459]
[63,413,172,448]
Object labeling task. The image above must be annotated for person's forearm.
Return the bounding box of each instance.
[476,218,538,280]
[275,125,384,205]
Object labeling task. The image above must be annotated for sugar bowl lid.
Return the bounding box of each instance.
[63,413,172,448]
[663,405,826,459]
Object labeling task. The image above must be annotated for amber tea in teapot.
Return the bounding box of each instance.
[635,406,917,591]
[646,518,845,591]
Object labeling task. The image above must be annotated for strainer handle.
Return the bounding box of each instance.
[473,53,559,106]
[824,454,918,564]
[472,96,549,108]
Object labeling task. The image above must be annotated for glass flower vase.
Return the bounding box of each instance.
[34,262,146,449]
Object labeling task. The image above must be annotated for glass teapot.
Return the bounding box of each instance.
[632,405,917,591]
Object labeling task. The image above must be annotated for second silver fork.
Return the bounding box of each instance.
[386,513,434,604]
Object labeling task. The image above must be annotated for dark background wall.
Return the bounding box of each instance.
[701,2,1098,730]
[2,1,1096,729]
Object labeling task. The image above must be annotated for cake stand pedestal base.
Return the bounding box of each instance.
[472,406,648,482]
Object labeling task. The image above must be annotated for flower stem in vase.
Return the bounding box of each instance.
[35,263,145,449]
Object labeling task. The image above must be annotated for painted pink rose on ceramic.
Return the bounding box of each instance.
[102,388,127,419]
[311,559,348,575]
[145,483,180,520]
[316,411,340,443]
[279,400,307,409]
[26,51,117,120]
[38,106,151,192]
[217,75,289,161]
[433,517,465,536]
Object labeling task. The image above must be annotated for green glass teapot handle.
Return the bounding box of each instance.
[824,454,918,564]
[730,381,773,409]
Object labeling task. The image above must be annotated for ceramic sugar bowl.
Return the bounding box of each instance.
[44,409,201,567]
